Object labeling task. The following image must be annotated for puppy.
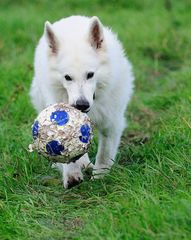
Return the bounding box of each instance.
[30,16,134,188]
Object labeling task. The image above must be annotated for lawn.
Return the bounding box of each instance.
[0,0,191,239]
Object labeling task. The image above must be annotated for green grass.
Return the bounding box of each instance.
[0,0,191,239]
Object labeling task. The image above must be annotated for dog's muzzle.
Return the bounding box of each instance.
[73,98,90,113]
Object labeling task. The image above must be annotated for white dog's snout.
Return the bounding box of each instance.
[73,98,90,113]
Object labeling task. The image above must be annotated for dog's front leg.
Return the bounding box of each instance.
[93,123,124,178]
[52,153,93,188]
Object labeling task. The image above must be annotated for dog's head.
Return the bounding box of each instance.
[44,16,107,113]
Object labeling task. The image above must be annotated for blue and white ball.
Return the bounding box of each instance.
[29,103,93,163]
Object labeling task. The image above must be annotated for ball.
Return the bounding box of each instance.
[29,103,93,163]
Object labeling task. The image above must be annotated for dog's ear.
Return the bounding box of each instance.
[44,21,59,55]
[88,16,104,50]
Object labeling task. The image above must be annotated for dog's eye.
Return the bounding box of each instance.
[65,75,72,81]
[87,72,94,79]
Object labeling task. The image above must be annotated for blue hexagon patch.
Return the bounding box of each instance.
[79,124,91,143]
[50,110,69,126]
[32,120,39,139]
[46,140,64,156]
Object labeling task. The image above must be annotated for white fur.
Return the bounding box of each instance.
[52,153,93,188]
[30,16,134,188]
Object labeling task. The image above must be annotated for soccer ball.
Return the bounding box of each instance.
[29,103,93,163]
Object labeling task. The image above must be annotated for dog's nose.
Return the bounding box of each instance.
[75,99,90,112]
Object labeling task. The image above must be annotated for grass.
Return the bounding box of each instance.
[0,0,191,239]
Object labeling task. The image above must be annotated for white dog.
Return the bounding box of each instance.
[30,16,134,188]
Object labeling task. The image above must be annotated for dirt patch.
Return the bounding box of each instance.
[122,131,150,146]
[64,217,84,231]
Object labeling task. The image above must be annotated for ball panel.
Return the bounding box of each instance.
[46,140,65,156]
[50,110,69,126]
[32,120,39,139]
[79,124,91,143]
[79,135,90,143]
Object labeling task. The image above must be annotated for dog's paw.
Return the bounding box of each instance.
[52,154,93,188]
[64,171,83,189]
[64,162,84,189]
[52,162,83,189]
[92,163,111,179]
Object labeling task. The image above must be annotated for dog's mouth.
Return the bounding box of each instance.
[71,104,90,113]
[82,109,90,113]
